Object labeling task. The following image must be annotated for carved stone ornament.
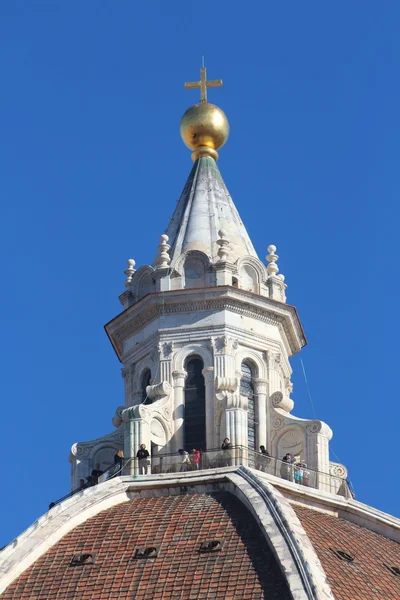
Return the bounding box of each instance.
[306,421,322,435]
[272,417,284,430]
[71,443,91,458]
[112,405,125,428]
[279,428,304,450]
[270,391,294,413]
[145,381,171,400]
[215,376,238,393]
[284,377,293,396]
[329,462,348,479]
[225,393,248,410]
[151,419,165,439]
[271,391,284,407]
[121,364,134,380]
[158,341,174,360]
[122,405,142,422]
[269,352,281,369]
[172,370,186,387]
[139,406,152,425]
[212,336,239,354]
[253,378,268,395]
[162,404,172,422]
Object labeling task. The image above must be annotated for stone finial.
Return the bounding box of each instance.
[124,259,136,288]
[266,244,279,276]
[217,229,230,261]
[155,234,171,269]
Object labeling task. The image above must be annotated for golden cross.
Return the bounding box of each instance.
[184,66,223,103]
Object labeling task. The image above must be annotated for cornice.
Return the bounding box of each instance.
[105,286,306,361]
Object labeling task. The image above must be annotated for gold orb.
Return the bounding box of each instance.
[180,103,230,160]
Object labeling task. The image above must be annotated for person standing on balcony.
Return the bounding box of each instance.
[280,453,295,481]
[91,463,103,484]
[178,448,190,471]
[114,449,124,474]
[294,463,304,484]
[221,438,232,466]
[258,446,271,471]
[137,444,150,475]
[190,448,201,470]
[301,463,310,486]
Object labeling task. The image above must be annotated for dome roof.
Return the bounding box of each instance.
[294,505,400,600]
[1,492,291,599]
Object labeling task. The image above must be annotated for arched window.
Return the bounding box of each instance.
[184,356,206,450]
[240,362,256,451]
[141,369,152,405]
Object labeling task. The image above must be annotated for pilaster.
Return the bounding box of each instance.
[122,406,150,475]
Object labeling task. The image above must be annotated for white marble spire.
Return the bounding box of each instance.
[157,156,258,266]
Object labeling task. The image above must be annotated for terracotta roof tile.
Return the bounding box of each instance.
[2,492,291,599]
[293,504,400,600]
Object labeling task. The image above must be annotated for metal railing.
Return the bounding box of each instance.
[52,447,350,508]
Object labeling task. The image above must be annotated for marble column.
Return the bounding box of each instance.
[202,366,215,450]
[172,370,186,451]
[254,378,268,451]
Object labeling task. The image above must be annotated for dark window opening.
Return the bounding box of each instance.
[232,277,239,288]
[70,553,97,566]
[184,357,206,451]
[141,369,152,405]
[329,548,354,562]
[241,362,256,451]
[199,540,222,553]
[133,546,158,559]
[384,564,400,576]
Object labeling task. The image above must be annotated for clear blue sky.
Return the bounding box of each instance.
[0,1,398,546]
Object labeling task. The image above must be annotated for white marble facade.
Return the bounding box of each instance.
[69,157,345,491]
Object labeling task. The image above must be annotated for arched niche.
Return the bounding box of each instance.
[236,256,267,294]
[132,266,155,300]
[184,355,206,451]
[174,250,213,289]
[184,257,206,288]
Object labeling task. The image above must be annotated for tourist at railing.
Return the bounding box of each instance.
[114,449,124,469]
[178,448,191,471]
[52,445,350,508]
[258,446,271,471]
[221,438,232,466]
[300,463,310,486]
[137,444,150,474]
[91,463,103,485]
[280,453,296,481]
[294,463,303,484]
[190,448,201,470]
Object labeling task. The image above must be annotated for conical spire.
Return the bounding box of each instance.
[160,156,257,266]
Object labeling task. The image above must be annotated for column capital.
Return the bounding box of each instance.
[202,366,215,383]
[253,378,268,394]
[172,370,186,388]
